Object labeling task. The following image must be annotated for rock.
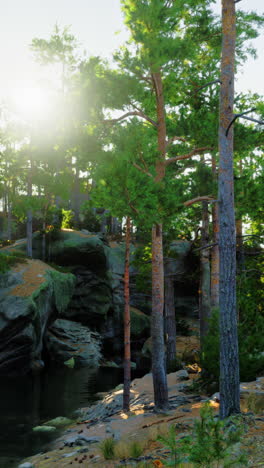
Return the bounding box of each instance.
[64,435,100,447]
[62,451,77,458]
[175,369,189,381]
[211,392,220,403]
[18,463,35,468]
[64,357,75,368]
[130,307,150,338]
[45,319,101,368]
[43,416,73,428]
[32,425,57,433]
[0,260,75,376]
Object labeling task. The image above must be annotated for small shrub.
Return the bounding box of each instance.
[129,441,144,458]
[61,209,74,229]
[0,252,26,273]
[99,437,116,460]
[158,403,248,467]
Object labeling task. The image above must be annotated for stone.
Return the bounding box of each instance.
[175,369,189,381]
[130,307,150,338]
[45,319,101,368]
[32,425,57,433]
[44,416,73,428]
[64,436,100,447]
[0,261,75,376]
[18,463,35,468]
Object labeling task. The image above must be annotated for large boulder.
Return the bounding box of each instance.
[45,318,101,368]
[0,259,75,376]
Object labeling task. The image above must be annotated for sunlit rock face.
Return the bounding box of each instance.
[0,260,75,376]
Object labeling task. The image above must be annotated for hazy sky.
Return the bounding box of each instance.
[0,0,263,103]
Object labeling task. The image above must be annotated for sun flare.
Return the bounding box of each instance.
[11,85,52,121]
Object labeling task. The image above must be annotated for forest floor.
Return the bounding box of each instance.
[22,371,264,468]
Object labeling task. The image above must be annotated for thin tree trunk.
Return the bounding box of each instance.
[151,70,168,410]
[152,223,168,410]
[165,275,176,367]
[218,0,240,419]
[211,156,220,309]
[199,201,211,344]
[7,200,12,241]
[26,157,33,258]
[123,216,131,411]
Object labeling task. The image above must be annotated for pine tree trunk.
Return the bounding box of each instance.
[199,201,211,344]
[165,276,176,367]
[152,223,168,410]
[7,200,12,241]
[211,156,220,309]
[27,158,33,258]
[151,70,168,410]
[218,0,240,419]
[123,216,131,411]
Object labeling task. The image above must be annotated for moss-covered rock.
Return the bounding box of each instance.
[130,307,150,338]
[0,260,75,376]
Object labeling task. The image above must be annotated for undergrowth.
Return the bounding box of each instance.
[0,251,26,273]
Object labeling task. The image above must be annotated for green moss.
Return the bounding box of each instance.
[0,251,26,273]
[130,307,150,337]
[47,270,75,313]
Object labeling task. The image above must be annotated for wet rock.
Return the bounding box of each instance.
[45,319,101,368]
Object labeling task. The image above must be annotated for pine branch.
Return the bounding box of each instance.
[165,147,213,166]
[166,136,187,146]
[225,108,264,136]
[103,110,157,127]
[132,162,153,178]
[194,242,218,252]
[184,196,216,207]
[191,79,221,95]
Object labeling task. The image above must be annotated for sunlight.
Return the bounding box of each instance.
[10,85,52,122]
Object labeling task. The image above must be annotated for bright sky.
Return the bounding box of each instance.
[0,0,263,106]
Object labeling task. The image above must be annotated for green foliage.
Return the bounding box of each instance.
[0,251,26,273]
[158,403,247,467]
[99,437,116,460]
[202,255,264,383]
[129,441,144,458]
[61,209,74,229]
[80,201,101,232]
[132,244,152,293]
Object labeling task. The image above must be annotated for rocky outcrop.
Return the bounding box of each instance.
[45,319,101,368]
[0,260,75,376]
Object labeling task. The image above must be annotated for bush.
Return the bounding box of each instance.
[0,252,26,273]
[99,437,116,460]
[80,201,101,232]
[61,209,74,229]
[158,402,247,467]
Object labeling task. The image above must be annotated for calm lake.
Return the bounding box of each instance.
[0,366,144,467]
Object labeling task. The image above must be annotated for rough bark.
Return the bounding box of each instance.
[151,223,168,410]
[199,201,211,344]
[164,276,176,367]
[151,70,169,409]
[218,0,240,419]
[26,157,33,258]
[211,156,220,309]
[123,216,131,411]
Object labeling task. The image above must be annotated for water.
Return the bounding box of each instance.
[0,365,143,467]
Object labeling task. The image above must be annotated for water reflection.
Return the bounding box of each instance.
[0,365,138,467]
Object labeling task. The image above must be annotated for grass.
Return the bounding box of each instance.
[99,437,116,460]
[0,251,26,273]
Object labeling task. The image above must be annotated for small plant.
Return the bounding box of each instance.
[158,403,248,467]
[99,437,116,460]
[129,440,144,458]
[0,252,26,273]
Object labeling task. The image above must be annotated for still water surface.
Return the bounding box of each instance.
[0,366,143,467]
